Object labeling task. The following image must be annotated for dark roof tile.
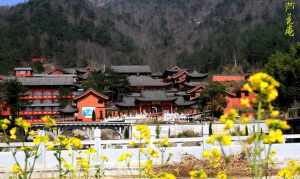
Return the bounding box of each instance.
[111,65,151,74]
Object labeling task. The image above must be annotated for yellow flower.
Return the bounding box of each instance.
[271,110,280,117]
[1,123,8,130]
[33,135,41,145]
[217,171,227,179]
[70,137,83,149]
[118,152,132,162]
[28,130,35,137]
[207,133,232,145]
[1,118,10,129]
[85,147,97,154]
[202,148,222,168]
[160,137,170,147]
[202,150,211,158]
[277,168,293,179]
[100,155,109,162]
[224,120,234,130]
[246,72,280,102]
[10,127,17,140]
[47,142,55,150]
[267,88,278,102]
[222,135,232,145]
[129,140,137,147]
[41,116,56,128]
[264,129,284,144]
[243,83,253,93]
[11,163,22,175]
[240,97,251,108]
[211,148,222,161]
[240,114,250,124]
[277,160,300,179]
[15,118,24,126]
[22,121,31,133]
[219,109,238,123]
[62,159,73,172]
[265,119,290,130]
[189,169,207,179]
[77,157,89,172]
[135,125,151,143]
[159,172,176,179]
[147,147,159,158]
[144,159,153,175]
[3,118,10,125]
[207,135,216,144]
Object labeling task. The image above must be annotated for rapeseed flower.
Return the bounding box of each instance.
[11,163,22,175]
[41,116,56,128]
[159,172,176,179]
[100,155,109,162]
[147,147,159,158]
[10,127,17,140]
[265,119,290,130]
[240,114,250,124]
[70,137,83,149]
[240,97,251,108]
[189,169,207,179]
[216,171,227,179]
[118,152,132,162]
[264,129,284,144]
[1,118,10,129]
[207,133,232,145]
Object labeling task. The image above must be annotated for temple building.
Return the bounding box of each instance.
[212,75,250,112]
[74,89,109,122]
[111,65,152,76]
[0,65,251,122]
[128,75,171,92]
[0,68,79,121]
[164,67,208,90]
[115,90,197,115]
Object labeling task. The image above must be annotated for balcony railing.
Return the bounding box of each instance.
[19,111,59,115]
[20,95,75,100]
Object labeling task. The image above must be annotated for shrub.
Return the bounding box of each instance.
[176,130,199,138]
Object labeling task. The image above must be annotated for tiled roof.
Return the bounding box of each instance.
[212,75,245,82]
[111,65,151,74]
[115,96,136,107]
[184,82,205,87]
[74,89,109,101]
[175,96,197,106]
[14,67,32,71]
[59,104,77,113]
[136,90,177,102]
[172,70,188,79]
[165,66,181,72]
[24,103,60,107]
[187,84,205,94]
[63,68,77,74]
[128,76,170,87]
[187,71,208,78]
[13,76,76,86]
[151,72,163,77]
[176,91,187,96]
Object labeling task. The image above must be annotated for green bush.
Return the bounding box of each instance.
[176,130,199,138]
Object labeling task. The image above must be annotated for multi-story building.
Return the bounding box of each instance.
[1,67,78,121]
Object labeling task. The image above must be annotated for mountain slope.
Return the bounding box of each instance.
[0,0,297,74]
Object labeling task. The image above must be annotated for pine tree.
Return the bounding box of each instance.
[92,110,96,121]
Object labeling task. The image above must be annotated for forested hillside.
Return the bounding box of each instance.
[0,0,298,74]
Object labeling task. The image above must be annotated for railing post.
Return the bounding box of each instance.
[38,130,47,170]
[94,128,102,159]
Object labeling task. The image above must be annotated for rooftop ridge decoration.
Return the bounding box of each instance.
[74,88,109,101]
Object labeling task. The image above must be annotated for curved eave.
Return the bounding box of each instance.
[136,98,177,102]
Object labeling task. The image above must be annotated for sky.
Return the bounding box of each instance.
[0,0,27,6]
